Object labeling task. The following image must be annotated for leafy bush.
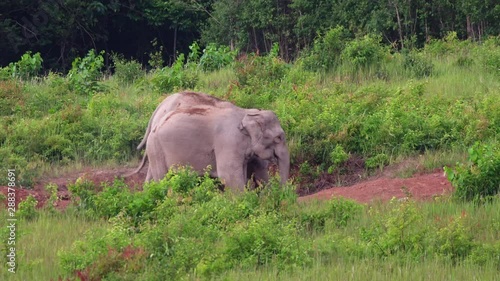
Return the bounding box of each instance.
[0,80,23,116]
[365,153,389,170]
[18,194,38,220]
[199,43,236,71]
[478,37,500,76]
[111,54,144,85]
[301,25,351,71]
[223,213,310,269]
[341,34,386,72]
[235,43,289,88]
[44,183,59,211]
[68,177,100,214]
[151,53,198,92]
[299,197,363,232]
[328,144,349,173]
[67,50,105,95]
[361,199,427,259]
[402,50,434,78]
[0,51,43,80]
[434,214,475,264]
[445,142,500,202]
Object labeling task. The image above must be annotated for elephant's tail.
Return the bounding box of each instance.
[137,114,154,151]
[124,152,148,177]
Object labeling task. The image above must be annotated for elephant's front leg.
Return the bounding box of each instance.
[216,156,247,192]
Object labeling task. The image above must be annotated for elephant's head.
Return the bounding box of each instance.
[239,110,290,184]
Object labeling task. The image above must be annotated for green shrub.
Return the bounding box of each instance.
[67,50,105,95]
[341,34,386,72]
[94,179,132,219]
[223,213,310,269]
[68,177,100,214]
[365,153,389,170]
[301,25,350,71]
[111,54,144,85]
[151,54,198,92]
[434,214,475,264]
[445,142,500,203]
[360,199,427,259]
[18,194,38,220]
[466,241,500,267]
[402,50,434,78]
[478,37,500,76]
[234,43,290,88]
[199,43,236,71]
[299,197,363,232]
[0,51,43,80]
[148,38,164,69]
[328,144,349,173]
[44,183,59,211]
[0,80,23,116]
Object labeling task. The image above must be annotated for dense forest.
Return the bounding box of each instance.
[1,0,499,69]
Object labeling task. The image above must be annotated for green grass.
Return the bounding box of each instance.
[0,208,107,280]
[2,193,500,280]
[219,258,500,281]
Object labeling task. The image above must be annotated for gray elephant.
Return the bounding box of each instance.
[136,91,234,151]
[130,92,289,190]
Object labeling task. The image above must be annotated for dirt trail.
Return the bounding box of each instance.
[299,171,452,203]
[1,167,453,209]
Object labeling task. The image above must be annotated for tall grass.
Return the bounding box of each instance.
[0,208,107,280]
[3,187,499,280]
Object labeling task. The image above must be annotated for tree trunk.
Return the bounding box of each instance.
[173,26,178,59]
[392,0,404,49]
[466,15,473,40]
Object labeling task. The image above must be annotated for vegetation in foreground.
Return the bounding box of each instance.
[1,167,500,280]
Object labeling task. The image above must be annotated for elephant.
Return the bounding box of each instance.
[144,104,290,191]
[129,92,288,190]
[136,91,234,151]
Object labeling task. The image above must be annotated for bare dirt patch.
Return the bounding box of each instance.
[299,171,453,203]
[1,165,453,209]
[0,167,146,210]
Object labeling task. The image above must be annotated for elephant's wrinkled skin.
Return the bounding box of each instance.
[130,92,289,190]
[136,91,233,151]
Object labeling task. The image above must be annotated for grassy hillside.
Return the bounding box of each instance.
[1,34,500,280]
[1,36,499,189]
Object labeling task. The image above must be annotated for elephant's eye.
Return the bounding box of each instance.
[274,135,282,143]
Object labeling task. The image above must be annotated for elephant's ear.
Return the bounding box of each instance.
[239,111,264,142]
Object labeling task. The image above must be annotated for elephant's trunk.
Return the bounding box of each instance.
[275,143,290,185]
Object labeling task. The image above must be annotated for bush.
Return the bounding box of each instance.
[151,54,198,92]
[199,43,236,71]
[341,34,386,72]
[234,43,290,88]
[111,54,144,85]
[299,197,363,232]
[434,214,475,264]
[478,37,500,76]
[0,80,23,116]
[67,50,105,95]
[18,194,38,220]
[301,25,351,71]
[445,142,500,202]
[402,50,434,78]
[223,213,310,269]
[0,51,43,80]
[360,199,427,259]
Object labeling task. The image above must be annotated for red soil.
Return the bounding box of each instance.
[0,167,453,209]
[299,171,453,203]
